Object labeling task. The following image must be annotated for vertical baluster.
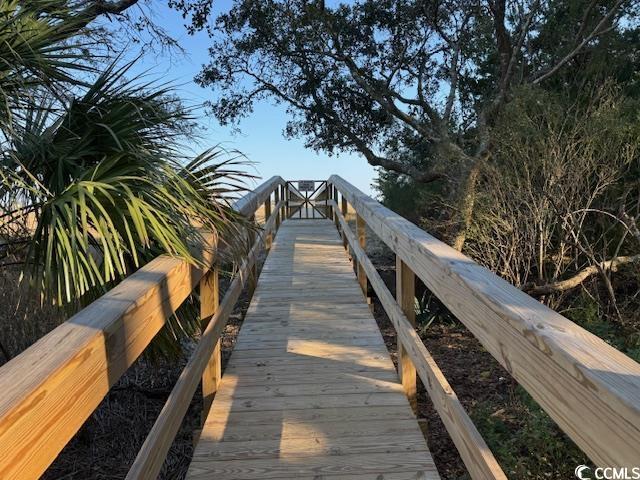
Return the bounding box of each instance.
[341,195,348,250]
[200,267,220,423]
[281,185,287,221]
[333,186,339,228]
[274,187,280,230]
[248,213,257,297]
[264,193,272,250]
[356,214,369,307]
[396,257,417,412]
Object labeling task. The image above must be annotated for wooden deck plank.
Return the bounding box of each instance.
[188,452,438,480]
[187,219,439,480]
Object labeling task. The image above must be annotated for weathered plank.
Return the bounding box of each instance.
[331,174,640,468]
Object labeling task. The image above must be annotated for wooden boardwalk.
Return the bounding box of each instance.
[187,219,439,480]
[4,177,638,479]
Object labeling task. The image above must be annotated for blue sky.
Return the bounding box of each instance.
[124,1,377,195]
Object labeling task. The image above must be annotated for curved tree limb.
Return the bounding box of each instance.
[62,0,140,35]
[532,0,626,84]
[523,254,640,296]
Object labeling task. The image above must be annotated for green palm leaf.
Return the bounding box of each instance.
[1,58,253,357]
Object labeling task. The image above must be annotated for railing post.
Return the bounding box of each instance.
[341,194,348,250]
[200,266,220,423]
[285,184,291,220]
[264,193,272,250]
[333,186,339,228]
[396,257,417,412]
[248,213,258,297]
[274,187,280,229]
[356,214,370,306]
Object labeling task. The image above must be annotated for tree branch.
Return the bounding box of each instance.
[523,254,640,296]
[532,0,626,84]
[342,130,444,183]
[63,0,140,35]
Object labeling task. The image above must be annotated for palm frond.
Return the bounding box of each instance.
[2,62,252,307]
[0,6,255,358]
[0,0,97,134]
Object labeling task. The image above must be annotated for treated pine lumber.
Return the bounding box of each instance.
[243,473,435,480]
[228,341,392,358]
[396,257,418,412]
[236,320,379,332]
[211,370,401,387]
[187,220,437,480]
[355,213,368,297]
[212,378,404,400]
[234,176,285,217]
[194,433,428,461]
[202,417,422,442]
[225,354,394,370]
[224,360,397,375]
[202,406,418,432]
[334,202,506,480]
[233,337,386,351]
[126,246,253,479]
[0,254,205,480]
[331,174,640,468]
[187,451,437,480]
[200,267,220,422]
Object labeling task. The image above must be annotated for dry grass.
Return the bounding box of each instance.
[0,266,63,365]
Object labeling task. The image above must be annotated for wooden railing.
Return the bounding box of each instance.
[327,175,640,477]
[0,176,287,480]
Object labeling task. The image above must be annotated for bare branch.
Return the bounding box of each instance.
[524,254,640,296]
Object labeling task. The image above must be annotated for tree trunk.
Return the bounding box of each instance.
[453,161,483,252]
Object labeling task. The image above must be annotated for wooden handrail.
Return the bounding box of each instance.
[329,175,640,468]
[331,200,506,480]
[0,176,285,480]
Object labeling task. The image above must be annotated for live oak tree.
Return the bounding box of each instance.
[193,0,637,250]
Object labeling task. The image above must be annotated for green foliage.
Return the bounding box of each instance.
[471,386,590,478]
[564,292,640,362]
[373,170,448,226]
[2,60,248,306]
[373,171,424,222]
[0,1,93,132]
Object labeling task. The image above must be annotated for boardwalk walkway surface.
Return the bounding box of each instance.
[186,219,439,480]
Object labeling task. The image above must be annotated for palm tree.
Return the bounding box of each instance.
[0,1,252,355]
